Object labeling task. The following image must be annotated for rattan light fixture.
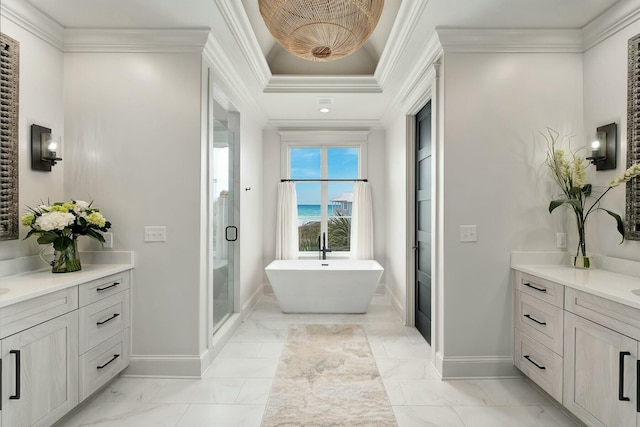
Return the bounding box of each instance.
[258,0,384,62]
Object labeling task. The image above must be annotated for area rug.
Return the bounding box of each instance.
[261,324,397,427]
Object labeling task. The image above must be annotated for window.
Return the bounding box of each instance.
[289,145,360,253]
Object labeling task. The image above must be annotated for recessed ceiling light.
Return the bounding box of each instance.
[319,108,330,113]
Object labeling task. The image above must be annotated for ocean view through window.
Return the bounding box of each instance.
[290,146,359,253]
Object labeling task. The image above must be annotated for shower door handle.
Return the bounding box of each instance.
[225,226,238,242]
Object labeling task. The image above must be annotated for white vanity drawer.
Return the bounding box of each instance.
[79,272,130,307]
[514,328,563,403]
[0,287,78,339]
[514,271,564,308]
[515,290,564,355]
[79,328,130,401]
[565,287,640,342]
[79,290,129,353]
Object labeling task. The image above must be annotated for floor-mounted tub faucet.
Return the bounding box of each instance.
[318,232,331,260]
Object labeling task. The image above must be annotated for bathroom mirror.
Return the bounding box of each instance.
[0,33,19,241]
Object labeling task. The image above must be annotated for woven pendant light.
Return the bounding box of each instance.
[259,0,384,62]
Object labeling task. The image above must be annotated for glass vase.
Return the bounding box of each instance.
[51,239,82,273]
[572,255,591,269]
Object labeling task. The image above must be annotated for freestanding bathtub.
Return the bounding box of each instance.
[264,259,384,314]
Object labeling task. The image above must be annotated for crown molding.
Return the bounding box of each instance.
[436,28,583,53]
[265,119,383,130]
[583,0,640,51]
[264,75,382,93]
[374,0,430,91]
[214,0,272,88]
[203,33,265,121]
[1,0,64,50]
[278,129,372,141]
[63,28,210,52]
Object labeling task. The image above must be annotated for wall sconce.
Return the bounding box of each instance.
[585,122,617,171]
[31,124,62,171]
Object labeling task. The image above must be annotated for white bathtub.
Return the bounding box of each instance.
[264,259,384,314]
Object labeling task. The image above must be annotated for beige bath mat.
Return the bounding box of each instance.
[261,324,397,427]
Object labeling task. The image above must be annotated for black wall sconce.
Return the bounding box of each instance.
[31,124,62,171]
[586,122,617,171]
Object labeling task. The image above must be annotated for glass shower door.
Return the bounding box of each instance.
[212,119,235,333]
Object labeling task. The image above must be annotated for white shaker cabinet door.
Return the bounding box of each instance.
[564,311,637,427]
[1,311,79,427]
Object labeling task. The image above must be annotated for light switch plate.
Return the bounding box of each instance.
[556,232,567,249]
[103,232,113,248]
[144,226,166,242]
[460,225,477,242]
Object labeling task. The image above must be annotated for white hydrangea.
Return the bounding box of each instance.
[74,200,90,212]
[35,212,75,231]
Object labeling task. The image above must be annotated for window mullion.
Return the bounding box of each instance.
[321,146,328,238]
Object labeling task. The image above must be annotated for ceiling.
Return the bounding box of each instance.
[20,0,624,124]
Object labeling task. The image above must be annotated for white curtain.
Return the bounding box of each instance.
[276,182,299,260]
[350,181,374,259]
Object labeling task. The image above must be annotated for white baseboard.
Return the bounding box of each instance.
[440,355,521,379]
[386,284,405,324]
[242,285,263,320]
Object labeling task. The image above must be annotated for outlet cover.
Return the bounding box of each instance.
[556,232,567,249]
[103,232,113,249]
[460,225,477,242]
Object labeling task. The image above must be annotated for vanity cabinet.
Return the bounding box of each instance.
[513,271,564,402]
[0,266,132,427]
[513,266,640,427]
[1,311,78,427]
[564,311,637,427]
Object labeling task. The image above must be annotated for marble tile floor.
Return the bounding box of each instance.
[57,294,579,427]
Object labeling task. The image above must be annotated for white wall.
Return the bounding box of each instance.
[0,17,64,260]
[262,129,387,290]
[384,115,408,314]
[64,53,204,364]
[584,19,640,259]
[440,52,583,368]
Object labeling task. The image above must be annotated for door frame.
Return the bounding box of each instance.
[405,62,441,369]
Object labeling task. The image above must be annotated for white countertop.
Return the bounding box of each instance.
[512,264,640,310]
[0,263,133,308]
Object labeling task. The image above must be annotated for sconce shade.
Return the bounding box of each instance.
[31,124,62,171]
[258,0,384,62]
[586,123,617,171]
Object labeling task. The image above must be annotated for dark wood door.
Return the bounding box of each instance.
[415,101,432,343]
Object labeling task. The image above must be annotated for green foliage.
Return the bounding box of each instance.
[328,212,351,251]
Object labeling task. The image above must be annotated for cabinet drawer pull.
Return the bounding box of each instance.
[523,282,547,293]
[523,314,547,326]
[96,282,120,292]
[523,355,546,370]
[620,351,631,401]
[97,354,120,370]
[9,350,20,400]
[97,313,120,326]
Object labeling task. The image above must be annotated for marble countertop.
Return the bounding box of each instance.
[0,263,133,308]
[512,263,640,310]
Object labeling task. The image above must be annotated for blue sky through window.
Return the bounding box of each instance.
[290,147,358,204]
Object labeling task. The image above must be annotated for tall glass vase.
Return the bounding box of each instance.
[51,239,82,273]
[572,222,590,269]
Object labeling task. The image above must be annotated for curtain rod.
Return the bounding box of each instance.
[280,179,368,182]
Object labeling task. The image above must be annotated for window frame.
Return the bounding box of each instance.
[280,132,369,258]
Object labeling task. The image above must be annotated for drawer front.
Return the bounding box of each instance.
[514,328,563,403]
[79,328,130,401]
[514,271,564,308]
[515,290,564,355]
[0,287,78,339]
[79,272,130,307]
[79,290,129,353]
[565,287,640,342]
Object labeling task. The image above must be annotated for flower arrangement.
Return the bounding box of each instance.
[544,128,640,268]
[21,200,111,272]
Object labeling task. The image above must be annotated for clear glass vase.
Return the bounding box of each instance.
[572,255,591,269]
[50,239,82,273]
